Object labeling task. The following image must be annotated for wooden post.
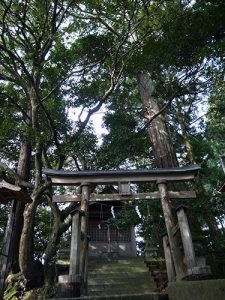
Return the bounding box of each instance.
[176,205,197,271]
[157,180,186,280]
[162,233,176,282]
[80,183,90,296]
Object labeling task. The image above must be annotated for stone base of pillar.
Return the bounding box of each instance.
[57,275,81,298]
[182,266,212,281]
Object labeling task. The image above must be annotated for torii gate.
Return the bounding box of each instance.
[43,164,202,297]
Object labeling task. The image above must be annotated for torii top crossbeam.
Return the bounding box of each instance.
[43,164,200,186]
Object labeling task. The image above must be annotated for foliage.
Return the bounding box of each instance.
[0,0,225,296]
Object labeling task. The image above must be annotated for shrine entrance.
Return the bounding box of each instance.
[43,164,210,298]
[87,202,136,258]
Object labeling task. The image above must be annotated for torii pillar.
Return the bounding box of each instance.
[80,183,90,296]
[58,183,91,298]
[157,180,186,280]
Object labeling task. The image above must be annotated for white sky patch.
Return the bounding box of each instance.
[68,106,108,144]
[187,0,196,7]
[111,206,115,218]
[135,205,142,219]
[91,111,108,142]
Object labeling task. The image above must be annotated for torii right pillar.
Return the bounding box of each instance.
[157,180,186,280]
[157,178,212,281]
[176,205,197,272]
[176,205,212,279]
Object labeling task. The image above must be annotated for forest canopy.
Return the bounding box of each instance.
[0,0,225,298]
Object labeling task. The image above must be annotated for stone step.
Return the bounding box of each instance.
[89,290,158,297]
[88,258,145,265]
[88,273,152,283]
[56,257,160,298]
[50,292,168,300]
[88,262,146,269]
[57,265,148,275]
[89,257,144,261]
[57,258,146,267]
[87,257,156,297]
[89,270,150,277]
[88,284,155,294]
[88,265,148,273]
[88,280,155,289]
[88,288,155,294]
[88,265,147,272]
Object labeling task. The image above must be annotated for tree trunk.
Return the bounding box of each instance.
[43,201,68,286]
[9,141,31,273]
[19,190,44,288]
[19,87,45,287]
[137,71,186,279]
[137,71,178,168]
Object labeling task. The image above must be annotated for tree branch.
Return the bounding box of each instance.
[0,162,33,188]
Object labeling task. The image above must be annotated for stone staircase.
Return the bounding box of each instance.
[54,257,168,300]
[87,257,157,297]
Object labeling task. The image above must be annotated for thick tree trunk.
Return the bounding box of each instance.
[19,189,44,288]
[44,204,61,267]
[19,87,45,287]
[137,71,186,279]
[9,141,31,273]
[44,201,66,286]
[137,71,178,168]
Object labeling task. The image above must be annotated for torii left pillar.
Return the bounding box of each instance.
[58,208,83,298]
[80,183,90,296]
[58,183,90,298]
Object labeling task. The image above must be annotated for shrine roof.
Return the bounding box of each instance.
[0,180,32,204]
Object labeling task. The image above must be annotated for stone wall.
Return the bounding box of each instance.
[168,279,225,300]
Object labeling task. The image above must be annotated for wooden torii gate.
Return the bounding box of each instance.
[43,164,201,298]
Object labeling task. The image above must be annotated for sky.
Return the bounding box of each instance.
[68,106,108,144]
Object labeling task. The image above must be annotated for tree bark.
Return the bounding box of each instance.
[137,71,186,279]
[9,141,31,273]
[137,71,178,168]
[19,188,45,288]
[43,200,71,286]
[18,87,44,286]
